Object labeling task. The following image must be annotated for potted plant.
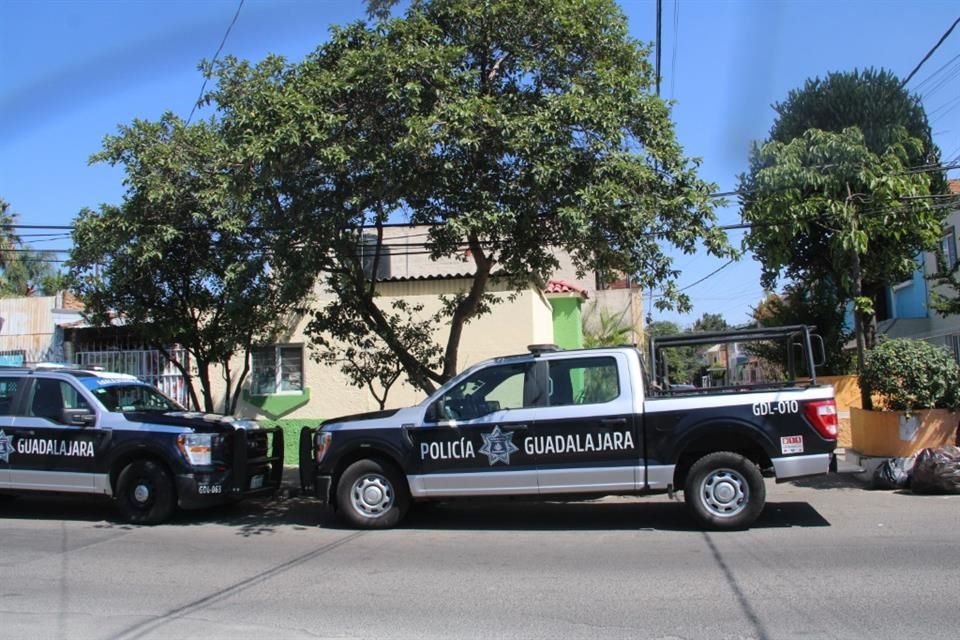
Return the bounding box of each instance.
[850,338,960,457]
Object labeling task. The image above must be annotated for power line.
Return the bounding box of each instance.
[677,259,735,292]
[187,0,245,124]
[913,51,960,92]
[901,15,960,88]
[669,0,679,100]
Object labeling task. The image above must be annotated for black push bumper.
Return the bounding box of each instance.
[299,426,332,504]
[176,426,285,510]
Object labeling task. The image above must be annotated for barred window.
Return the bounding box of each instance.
[251,345,304,395]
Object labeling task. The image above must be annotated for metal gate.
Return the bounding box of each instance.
[74,348,193,408]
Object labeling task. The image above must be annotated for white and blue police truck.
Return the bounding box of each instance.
[300,326,838,530]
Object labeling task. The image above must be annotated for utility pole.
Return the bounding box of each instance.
[655,0,662,96]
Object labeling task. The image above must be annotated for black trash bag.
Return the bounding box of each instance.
[911,446,960,494]
[872,456,915,490]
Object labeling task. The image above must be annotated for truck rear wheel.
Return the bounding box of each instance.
[684,452,765,530]
[116,460,176,525]
[336,459,410,529]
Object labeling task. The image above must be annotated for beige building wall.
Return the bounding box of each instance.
[202,277,554,419]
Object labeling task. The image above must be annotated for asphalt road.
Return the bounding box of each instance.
[2,474,959,640]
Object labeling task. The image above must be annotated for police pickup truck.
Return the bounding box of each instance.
[300,326,838,530]
[0,366,283,524]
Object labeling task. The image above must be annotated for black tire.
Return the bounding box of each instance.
[684,451,765,530]
[335,458,410,529]
[116,460,176,525]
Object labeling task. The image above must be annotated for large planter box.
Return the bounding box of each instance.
[850,407,959,457]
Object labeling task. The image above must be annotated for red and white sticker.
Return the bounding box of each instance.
[780,435,804,454]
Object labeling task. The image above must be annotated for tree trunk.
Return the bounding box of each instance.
[197,365,215,413]
[227,350,251,416]
[441,234,493,381]
[850,230,873,411]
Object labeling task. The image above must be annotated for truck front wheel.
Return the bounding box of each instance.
[116,460,176,525]
[684,452,765,530]
[336,459,410,529]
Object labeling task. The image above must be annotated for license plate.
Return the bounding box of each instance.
[250,474,264,490]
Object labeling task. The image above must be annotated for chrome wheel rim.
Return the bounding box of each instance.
[350,474,394,518]
[133,482,151,504]
[700,468,748,518]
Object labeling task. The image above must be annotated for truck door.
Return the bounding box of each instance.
[407,359,545,497]
[0,375,26,488]
[533,354,642,494]
[9,378,109,492]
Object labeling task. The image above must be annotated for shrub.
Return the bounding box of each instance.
[860,338,960,412]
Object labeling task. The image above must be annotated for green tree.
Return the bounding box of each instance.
[741,126,941,407]
[750,282,854,376]
[740,69,946,368]
[647,320,697,385]
[761,68,944,192]
[0,199,66,297]
[583,302,632,348]
[68,115,312,414]
[928,229,960,316]
[691,312,729,333]
[206,0,732,395]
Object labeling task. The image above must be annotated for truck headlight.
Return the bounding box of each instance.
[177,433,214,466]
[315,431,332,464]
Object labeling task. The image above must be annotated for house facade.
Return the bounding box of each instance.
[880,179,960,361]
[6,226,639,422]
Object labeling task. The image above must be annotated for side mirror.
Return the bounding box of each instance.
[63,408,96,427]
[425,401,442,423]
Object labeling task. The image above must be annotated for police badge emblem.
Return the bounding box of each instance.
[479,426,519,466]
[0,430,13,464]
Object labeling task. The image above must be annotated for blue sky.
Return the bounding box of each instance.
[1,0,958,327]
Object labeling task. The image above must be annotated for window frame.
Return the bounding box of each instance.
[250,343,305,396]
[546,356,622,408]
[426,360,539,423]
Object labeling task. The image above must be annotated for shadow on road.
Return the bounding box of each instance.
[0,492,325,536]
[786,472,866,490]
[0,492,830,533]
[390,498,831,531]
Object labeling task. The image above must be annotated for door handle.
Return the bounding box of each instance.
[601,418,627,427]
[510,424,529,430]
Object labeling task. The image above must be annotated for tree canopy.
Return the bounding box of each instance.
[741,126,941,404]
[765,68,944,192]
[0,198,66,297]
[202,0,731,395]
[739,69,951,405]
[68,115,312,413]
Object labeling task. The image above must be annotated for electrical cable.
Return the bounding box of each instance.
[187,0,245,124]
[901,16,960,88]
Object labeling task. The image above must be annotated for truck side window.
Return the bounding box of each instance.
[431,362,535,421]
[29,380,91,424]
[547,357,619,406]
[0,376,24,414]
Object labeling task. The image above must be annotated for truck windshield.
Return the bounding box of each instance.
[89,384,184,413]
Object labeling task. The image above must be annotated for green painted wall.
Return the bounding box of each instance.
[261,418,323,467]
[243,388,311,419]
[550,296,585,399]
[549,296,584,349]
